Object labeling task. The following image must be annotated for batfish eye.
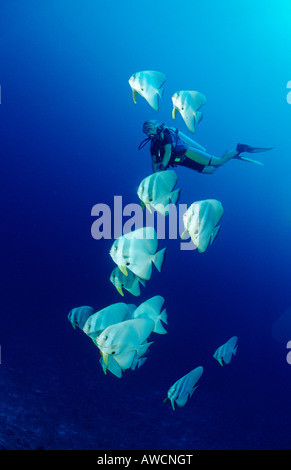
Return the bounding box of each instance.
[103,335,108,340]
[112,351,115,355]
[126,262,130,266]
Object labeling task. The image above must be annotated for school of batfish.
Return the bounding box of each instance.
[68,70,239,410]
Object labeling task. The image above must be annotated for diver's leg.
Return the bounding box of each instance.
[210,149,239,167]
[184,143,269,171]
[185,146,239,167]
[202,165,216,174]
[184,145,240,172]
[185,147,213,165]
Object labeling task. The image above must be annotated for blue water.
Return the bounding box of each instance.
[1,0,291,450]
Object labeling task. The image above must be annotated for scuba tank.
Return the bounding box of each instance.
[167,127,206,152]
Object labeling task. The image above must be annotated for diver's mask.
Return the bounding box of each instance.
[138,123,165,150]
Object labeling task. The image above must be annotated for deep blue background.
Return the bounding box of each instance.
[1,0,291,450]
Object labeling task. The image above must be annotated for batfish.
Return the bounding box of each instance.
[68,306,95,330]
[96,317,155,370]
[213,336,238,366]
[129,70,166,111]
[110,267,145,297]
[172,90,207,133]
[137,170,181,216]
[164,366,204,410]
[182,199,224,253]
[83,302,135,338]
[109,226,166,281]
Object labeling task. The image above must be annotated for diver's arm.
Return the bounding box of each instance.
[161,144,172,168]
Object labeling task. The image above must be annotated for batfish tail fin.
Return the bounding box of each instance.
[131,352,148,371]
[138,277,146,287]
[170,188,181,206]
[129,278,141,297]
[195,111,203,125]
[152,247,166,272]
[161,308,168,325]
[210,225,221,245]
[130,352,139,370]
[189,385,199,398]
[157,86,164,99]
[154,319,167,335]
[136,357,147,369]
[137,341,154,358]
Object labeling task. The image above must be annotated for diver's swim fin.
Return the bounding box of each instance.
[235,143,273,166]
[236,143,274,154]
[234,155,264,166]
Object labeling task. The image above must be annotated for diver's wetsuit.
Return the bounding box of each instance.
[150,127,212,173]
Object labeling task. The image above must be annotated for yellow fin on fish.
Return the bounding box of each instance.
[115,285,124,296]
[118,265,128,276]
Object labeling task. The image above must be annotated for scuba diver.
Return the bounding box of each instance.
[139,120,273,174]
